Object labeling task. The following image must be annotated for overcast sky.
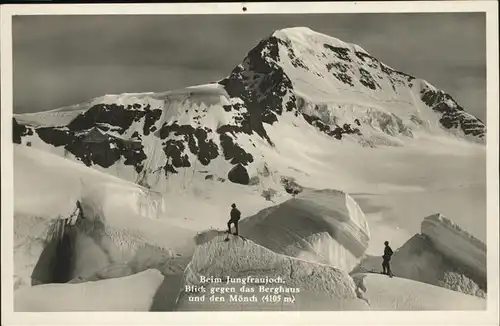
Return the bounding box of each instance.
[13,13,486,121]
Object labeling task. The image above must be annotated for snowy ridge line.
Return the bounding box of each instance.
[423,213,486,251]
[421,213,487,282]
[14,83,229,120]
[235,189,370,272]
[273,27,370,55]
[192,229,348,270]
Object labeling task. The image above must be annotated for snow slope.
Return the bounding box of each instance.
[175,234,485,311]
[352,273,486,310]
[13,145,195,290]
[14,269,164,311]
[10,26,488,312]
[353,214,487,298]
[237,189,370,273]
[176,234,368,311]
[421,213,487,281]
[12,143,487,311]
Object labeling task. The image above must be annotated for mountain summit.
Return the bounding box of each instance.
[13,27,486,190]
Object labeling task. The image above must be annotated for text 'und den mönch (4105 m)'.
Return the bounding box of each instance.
[185,275,301,304]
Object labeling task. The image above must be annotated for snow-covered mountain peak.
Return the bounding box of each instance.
[13,26,486,192]
[273,26,370,55]
[226,26,485,143]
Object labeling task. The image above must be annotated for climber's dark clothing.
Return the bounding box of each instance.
[227,207,241,235]
[383,246,393,260]
[382,245,394,276]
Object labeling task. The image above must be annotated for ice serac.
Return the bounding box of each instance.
[14,145,193,290]
[353,213,486,298]
[176,234,368,311]
[421,213,486,281]
[15,269,164,311]
[239,189,370,273]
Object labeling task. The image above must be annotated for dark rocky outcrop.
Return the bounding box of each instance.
[359,68,380,90]
[326,62,354,86]
[143,107,163,136]
[159,123,219,168]
[228,163,250,185]
[302,114,362,140]
[218,35,299,147]
[219,134,253,166]
[13,118,33,144]
[323,44,352,62]
[68,103,146,134]
[420,85,485,139]
[163,139,191,175]
[281,176,303,196]
[36,127,73,147]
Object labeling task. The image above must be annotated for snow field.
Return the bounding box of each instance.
[14,269,164,311]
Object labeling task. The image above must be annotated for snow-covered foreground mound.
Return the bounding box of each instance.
[176,234,368,311]
[237,189,370,273]
[14,269,164,311]
[352,273,486,310]
[353,214,487,298]
[175,234,485,311]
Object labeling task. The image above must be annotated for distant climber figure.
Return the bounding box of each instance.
[382,241,394,277]
[227,203,241,236]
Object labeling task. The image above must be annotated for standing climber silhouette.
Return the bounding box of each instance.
[227,203,241,236]
[382,241,394,277]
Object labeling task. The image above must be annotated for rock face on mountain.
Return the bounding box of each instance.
[13,27,485,190]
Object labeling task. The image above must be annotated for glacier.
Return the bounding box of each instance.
[8,26,488,313]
